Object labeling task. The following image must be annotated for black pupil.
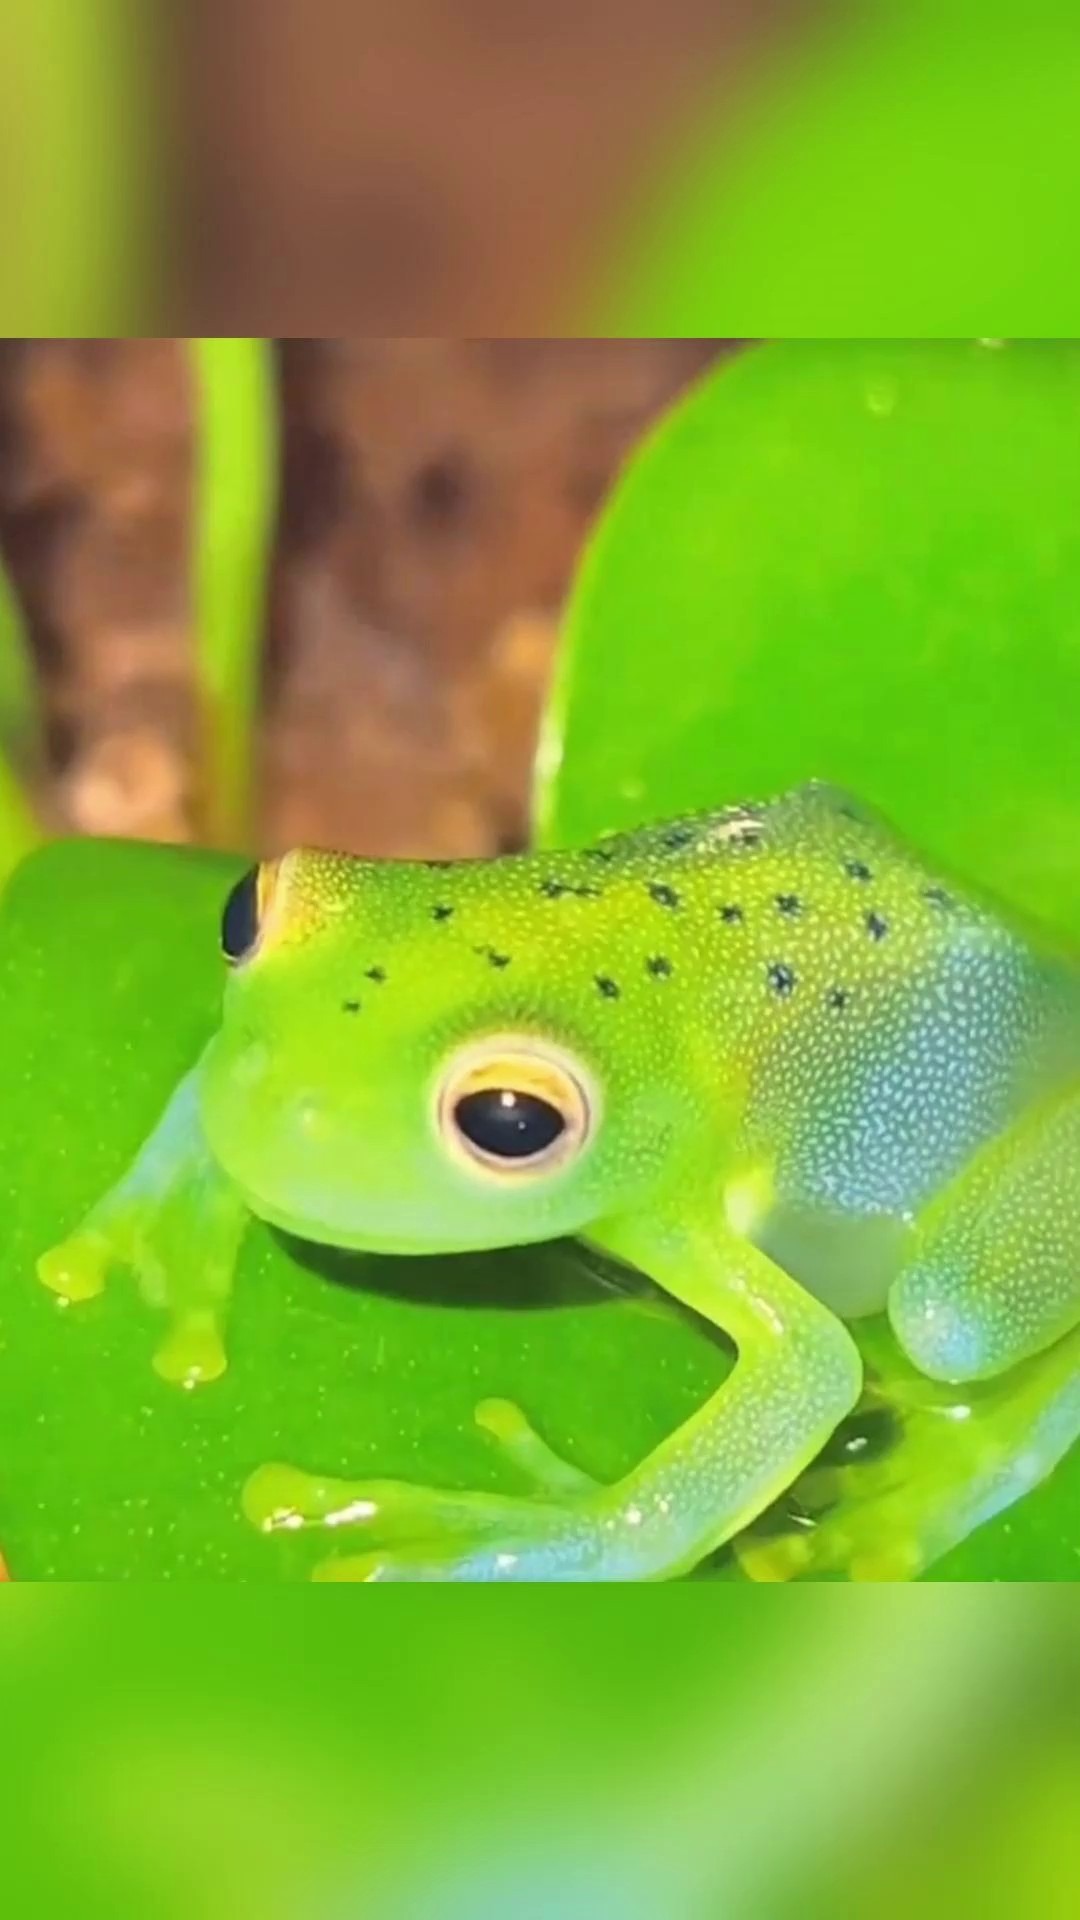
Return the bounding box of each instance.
[221,867,260,963]
[454,1088,566,1161]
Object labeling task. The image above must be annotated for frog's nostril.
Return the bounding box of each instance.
[293,1095,334,1144]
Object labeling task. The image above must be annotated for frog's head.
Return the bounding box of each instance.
[199,849,688,1253]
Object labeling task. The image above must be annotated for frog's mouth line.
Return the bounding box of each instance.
[233,1172,574,1262]
[223,1161,427,1255]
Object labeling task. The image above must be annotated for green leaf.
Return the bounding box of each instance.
[190,339,279,849]
[594,7,1080,337]
[537,338,1080,1579]
[0,0,153,333]
[0,540,43,885]
[0,840,725,1580]
[0,557,41,767]
[539,341,1080,937]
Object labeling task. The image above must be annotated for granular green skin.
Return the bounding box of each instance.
[37,784,1080,1581]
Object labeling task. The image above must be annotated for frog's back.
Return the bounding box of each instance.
[586,783,1080,1218]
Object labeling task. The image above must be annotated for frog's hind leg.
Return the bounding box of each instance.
[739,1081,1080,1581]
[37,1064,248,1388]
[738,1322,1080,1580]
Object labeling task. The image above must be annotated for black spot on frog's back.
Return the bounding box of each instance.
[648,882,681,910]
[767,962,797,997]
[538,877,601,900]
[922,885,956,912]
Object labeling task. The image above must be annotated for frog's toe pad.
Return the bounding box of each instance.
[38,1211,171,1309]
[735,1510,925,1583]
[736,1448,944,1583]
[37,1230,112,1305]
[153,1309,228,1389]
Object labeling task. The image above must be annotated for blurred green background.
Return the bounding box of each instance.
[0,3,1075,336]
[2,1588,1079,1917]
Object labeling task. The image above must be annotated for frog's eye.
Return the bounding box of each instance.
[436,1038,597,1179]
[221,863,278,966]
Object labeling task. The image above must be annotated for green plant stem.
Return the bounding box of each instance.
[0,538,43,887]
[0,548,42,766]
[0,747,39,890]
[189,339,279,849]
[2,0,152,332]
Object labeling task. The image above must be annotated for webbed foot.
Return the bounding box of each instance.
[244,1398,606,1582]
[37,1069,246,1388]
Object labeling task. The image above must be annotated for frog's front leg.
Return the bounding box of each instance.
[37,1061,249,1388]
[740,1080,1080,1582]
[246,1211,862,1583]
